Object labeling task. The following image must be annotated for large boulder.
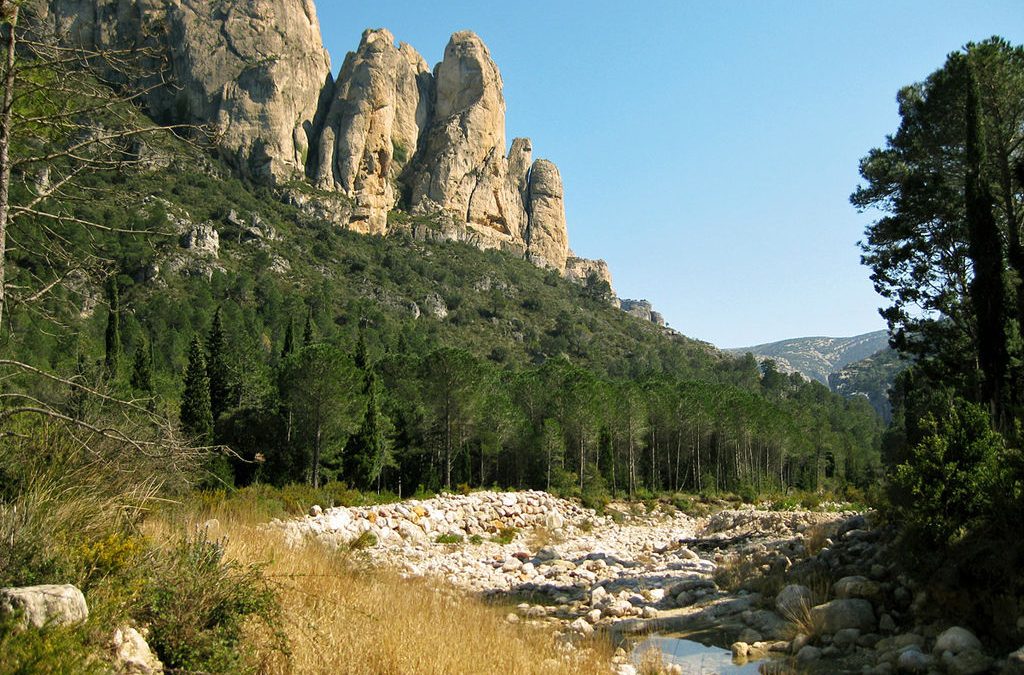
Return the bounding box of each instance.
[809,598,876,634]
[933,626,983,655]
[0,584,89,629]
[833,575,881,601]
[313,28,431,234]
[775,584,813,618]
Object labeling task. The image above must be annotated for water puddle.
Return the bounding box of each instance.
[632,633,772,673]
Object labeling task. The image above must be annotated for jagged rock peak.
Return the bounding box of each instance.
[409,30,508,224]
[526,159,570,271]
[313,28,431,234]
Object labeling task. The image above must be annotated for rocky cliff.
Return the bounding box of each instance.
[32,2,595,276]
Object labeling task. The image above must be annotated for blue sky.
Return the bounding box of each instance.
[312,1,1023,348]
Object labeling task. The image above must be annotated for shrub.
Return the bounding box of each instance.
[491,527,518,545]
[139,532,283,673]
[890,400,1006,547]
[435,533,463,545]
[468,534,484,545]
[349,530,378,550]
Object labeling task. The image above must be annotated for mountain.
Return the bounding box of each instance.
[828,348,908,422]
[728,330,890,385]
[31,2,611,281]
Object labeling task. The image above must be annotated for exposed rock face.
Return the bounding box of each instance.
[564,256,614,289]
[34,3,584,274]
[525,159,569,270]
[314,29,431,234]
[620,299,666,326]
[35,0,332,183]
[410,32,505,218]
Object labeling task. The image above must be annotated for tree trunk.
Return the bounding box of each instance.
[0,6,18,329]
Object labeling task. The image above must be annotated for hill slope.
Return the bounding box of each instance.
[728,330,889,385]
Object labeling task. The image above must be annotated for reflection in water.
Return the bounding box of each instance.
[632,635,767,674]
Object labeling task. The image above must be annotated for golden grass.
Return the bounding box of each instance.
[146,510,613,675]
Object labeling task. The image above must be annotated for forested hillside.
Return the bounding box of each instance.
[2,73,883,502]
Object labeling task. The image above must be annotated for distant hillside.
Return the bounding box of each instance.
[728,330,890,385]
[829,348,908,422]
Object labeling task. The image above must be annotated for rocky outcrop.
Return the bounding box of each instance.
[620,299,666,327]
[34,3,584,274]
[34,0,332,183]
[565,256,614,290]
[409,32,506,220]
[525,159,570,270]
[313,29,431,234]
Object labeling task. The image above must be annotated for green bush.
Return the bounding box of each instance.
[139,532,282,673]
[0,616,105,675]
[435,533,463,545]
[890,400,1006,547]
[491,527,518,545]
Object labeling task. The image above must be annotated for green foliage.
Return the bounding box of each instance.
[140,532,281,673]
[0,617,106,675]
[103,278,121,378]
[206,308,231,423]
[491,527,519,545]
[130,335,154,394]
[890,400,1006,546]
[180,335,213,444]
[348,530,378,550]
[435,533,463,544]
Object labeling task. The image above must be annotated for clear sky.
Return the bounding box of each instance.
[312,1,1023,348]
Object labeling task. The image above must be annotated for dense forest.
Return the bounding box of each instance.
[853,37,1024,636]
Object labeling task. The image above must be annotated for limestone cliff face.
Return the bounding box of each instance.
[35,0,332,183]
[408,32,522,245]
[35,2,586,274]
[313,29,431,235]
[525,160,569,271]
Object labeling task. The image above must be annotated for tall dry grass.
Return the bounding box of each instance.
[148,508,613,675]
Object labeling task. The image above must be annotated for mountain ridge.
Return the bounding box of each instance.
[726,330,890,385]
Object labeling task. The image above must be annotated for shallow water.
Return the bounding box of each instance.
[632,634,768,674]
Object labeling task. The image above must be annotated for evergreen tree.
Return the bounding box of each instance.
[354,331,369,371]
[281,318,295,359]
[350,371,396,491]
[180,335,213,443]
[303,308,314,346]
[130,334,154,394]
[964,62,1011,428]
[104,277,121,377]
[206,307,231,422]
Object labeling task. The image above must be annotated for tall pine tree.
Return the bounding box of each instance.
[206,307,231,423]
[180,335,213,443]
[350,370,396,491]
[281,317,295,359]
[302,308,314,346]
[130,334,154,394]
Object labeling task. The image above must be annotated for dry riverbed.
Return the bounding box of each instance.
[272,491,1023,674]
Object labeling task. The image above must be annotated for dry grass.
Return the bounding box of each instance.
[802,522,835,557]
[147,509,612,674]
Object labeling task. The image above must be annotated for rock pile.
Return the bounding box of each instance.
[275,490,591,550]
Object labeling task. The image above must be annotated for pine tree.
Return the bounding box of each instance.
[281,318,295,359]
[350,370,396,491]
[302,308,314,346]
[180,335,213,443]
[104,277,121,377]
[354,331,369,371]
[965,61,1010,428]
[130,334,154,394]
[206,307,231,422]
